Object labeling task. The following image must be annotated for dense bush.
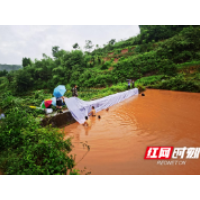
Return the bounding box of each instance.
[101,61,111,70]
[152,76,200,92]
[16,69,34,92]
[135,75,166,86]
[0,105,75,175]
[0,70,8,77]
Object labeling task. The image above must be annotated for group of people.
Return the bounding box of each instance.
[53,84,79,113]
[83,106,109,127]
[54,84,109,126]
[51,81,132,124]
[83,80,134,126]
[55,81,133,114]
[47,85,78,113]
[83,106,97,126]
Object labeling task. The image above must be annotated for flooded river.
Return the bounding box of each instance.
[63,89,200,175]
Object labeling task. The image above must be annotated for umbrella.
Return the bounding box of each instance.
[44,99,52,108]
[53,85,66,98]
[51,97,56,106]
[40,97,57,109]
[40,102,46,109]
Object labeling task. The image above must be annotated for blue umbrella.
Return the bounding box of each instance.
[53,85,66,98]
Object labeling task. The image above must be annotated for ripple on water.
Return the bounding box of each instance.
[63,89,200,175]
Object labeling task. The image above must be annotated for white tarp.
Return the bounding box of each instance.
[64,88,139,124]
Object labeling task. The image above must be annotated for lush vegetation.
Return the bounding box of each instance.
[1,25,200,174]
[1,25,200,94]
[0,91,77,175]
[136,72,200,92]
[0,70,8,77]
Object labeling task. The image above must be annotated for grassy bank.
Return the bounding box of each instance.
[78,82,144,100]
[1,81,143,117]
[135,69,200,92]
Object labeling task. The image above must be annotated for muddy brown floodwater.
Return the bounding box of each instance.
[63,89,200,175]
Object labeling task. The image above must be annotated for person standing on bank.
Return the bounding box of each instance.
[132,80,135,88]
[72,85,78,97]
[128,80,131,90]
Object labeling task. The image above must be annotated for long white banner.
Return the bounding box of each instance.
[64,88,139,124]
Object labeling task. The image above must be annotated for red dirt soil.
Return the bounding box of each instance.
[103,58,109,61]
[190,70,195,74]
[114,58,119,63]
[121,49,128,54]
[108,67,114,71]
[189,66,200,70]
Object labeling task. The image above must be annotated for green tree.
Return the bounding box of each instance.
[22,57,31,68]
[72,43,80,50]
[0,70,8,77]
[84,40,94,53]
[109,39,116,46]
[16,70,34,92]
[52,46,60,58]
[138,25,192,44]
[6,73,12,85]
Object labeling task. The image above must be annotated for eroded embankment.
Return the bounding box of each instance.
[41,110,76,127]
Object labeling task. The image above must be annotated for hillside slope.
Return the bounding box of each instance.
[0,25,200,94]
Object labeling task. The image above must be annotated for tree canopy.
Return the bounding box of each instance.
[22,57,31,68]
[84,40,94,52]
[72,43,80,50]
